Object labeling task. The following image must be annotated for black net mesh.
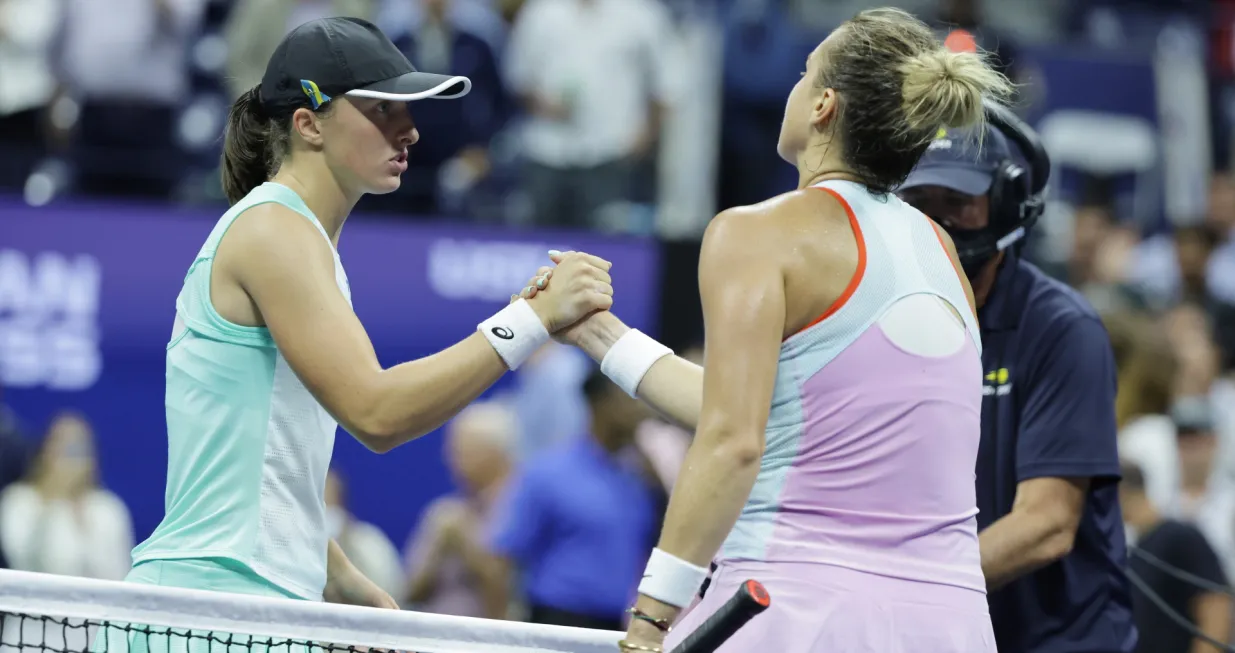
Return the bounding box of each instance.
[0,613,362,653]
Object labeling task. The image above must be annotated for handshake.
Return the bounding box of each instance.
[479,248,673,404]
[511,249,616,344]
[480,248,665,382]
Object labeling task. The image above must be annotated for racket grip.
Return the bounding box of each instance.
[668,580,770,653]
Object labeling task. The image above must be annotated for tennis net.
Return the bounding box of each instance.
[0,569,623,653]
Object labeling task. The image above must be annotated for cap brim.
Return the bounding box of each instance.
[899,166,993,196]
[346,72,472,102]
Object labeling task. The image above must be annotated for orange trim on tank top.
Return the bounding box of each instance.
[788,187,867,339]
[927,219,978,319]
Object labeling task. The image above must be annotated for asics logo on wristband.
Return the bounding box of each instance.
[490,326,514,340]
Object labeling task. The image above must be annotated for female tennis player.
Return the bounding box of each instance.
[523,8,1010,652]
[124,17,613,610]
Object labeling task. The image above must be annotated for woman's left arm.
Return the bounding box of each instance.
[626,209,786,640]
[325,539,399,609]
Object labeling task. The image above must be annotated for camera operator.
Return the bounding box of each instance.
[898,106,1137,653]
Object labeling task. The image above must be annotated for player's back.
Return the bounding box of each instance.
[720,179,985,592]
[131,183,351,601]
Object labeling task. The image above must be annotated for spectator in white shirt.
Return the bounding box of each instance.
[58,0,206,198]
[504,0,674,229]
[0,411,133,580]
[0,0,61,190]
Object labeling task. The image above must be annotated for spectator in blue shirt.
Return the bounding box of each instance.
[900,119,1136,653]
[488,368,660,631]
[377,0,511,217]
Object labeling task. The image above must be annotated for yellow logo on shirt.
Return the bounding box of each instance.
[983,367,1012,396]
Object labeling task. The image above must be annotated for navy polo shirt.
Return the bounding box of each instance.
[488,436,658,620]
[976,257,1137,653]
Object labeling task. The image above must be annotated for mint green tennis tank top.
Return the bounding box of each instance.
[131,183,351,601]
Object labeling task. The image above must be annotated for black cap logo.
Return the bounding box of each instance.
[491,326,514,340]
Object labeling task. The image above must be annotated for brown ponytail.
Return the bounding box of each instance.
[222,85,301,205]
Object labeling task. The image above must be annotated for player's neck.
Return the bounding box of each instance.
[798,168,864,191]
[271,165,359,245]
[795,145,862,190]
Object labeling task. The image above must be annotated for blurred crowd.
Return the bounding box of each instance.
[1080,170,1235,566]
[0,0,681,232]
[1,0,1231,230]
[8,0,1235,650]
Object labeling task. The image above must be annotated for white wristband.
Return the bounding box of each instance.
[600,329,672,397]
[638,548,709,609]
[478,299,550,371]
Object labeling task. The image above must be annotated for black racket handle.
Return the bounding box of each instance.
[669,580,770,653]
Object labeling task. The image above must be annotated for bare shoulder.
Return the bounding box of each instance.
[219,203,336,279]
[775,187,854,226]
[704,189,850,254]
[714,188,849,229]
[226,203,332,257]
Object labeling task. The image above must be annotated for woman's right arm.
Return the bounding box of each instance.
[224,204,611,453]
[569,313,704,430]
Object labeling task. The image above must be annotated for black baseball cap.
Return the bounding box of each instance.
[899,124,1013,196]
[259,17,471,113]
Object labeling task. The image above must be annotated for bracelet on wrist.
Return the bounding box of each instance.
[617,641,662,653]
[626,607,672,633]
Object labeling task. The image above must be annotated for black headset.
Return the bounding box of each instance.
[947,100,1052,272]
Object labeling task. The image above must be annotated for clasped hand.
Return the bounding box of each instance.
[512,250,613,337]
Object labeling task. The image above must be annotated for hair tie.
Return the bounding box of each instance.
[251,83,270,118]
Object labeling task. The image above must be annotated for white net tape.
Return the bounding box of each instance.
[0,570,623,653]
